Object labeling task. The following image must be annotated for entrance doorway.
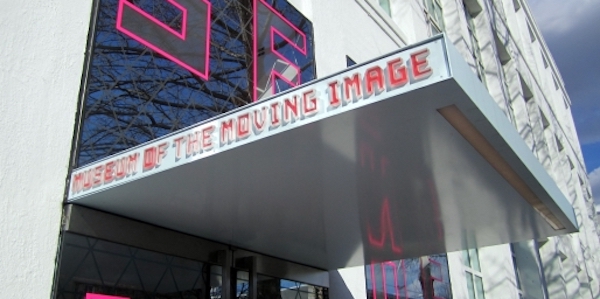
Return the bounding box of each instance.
[53,205,328,299]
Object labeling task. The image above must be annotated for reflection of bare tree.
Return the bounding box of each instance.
[75,0,314,167]
[367,254,451,299]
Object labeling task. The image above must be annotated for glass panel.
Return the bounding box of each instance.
[425,0,435,13]
[466,273,476,299]
[236,271,250,298]
[378,0,391,15]
[365,254,452,299]
[244,272,327,299]
[75,0,316,167]
[346,56,357,67]
[469,248,481,271]
[430,255,452,298]
[474,275,485,299]
[462,250,471,267]
[280,279,317,299]
[55,233,219,299]
[434,2,444,29]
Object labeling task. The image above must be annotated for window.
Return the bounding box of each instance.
[558,250,568,261]
[379,0,391,16]
[539,108,550,129]
[366,255,452,299]
[463,248,486,299]
[510,244,525,299]
[553,75,559,90]
[568,156,575,169]
[494,34,511,65]
[73,0,316,167]
[513,0,521,11]
[541,50,548,68]
[425,0,445,34]
[519,74,533,101]
[555,135,564,152]
[346,55,357,67]
[464,1,486,86]
[55,233,224,298]
[528,22,536,42]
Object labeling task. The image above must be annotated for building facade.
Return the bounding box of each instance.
[1,0,599,298]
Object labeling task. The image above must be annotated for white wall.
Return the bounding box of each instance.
[309,0,408,77]
[329,266,368,299]
[0,0,92,297]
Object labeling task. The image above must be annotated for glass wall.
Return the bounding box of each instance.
[55,233,327,299]
[74,0,315,167]
[366,254,452,299]
[234,272,327,299]
[55,233,222,299]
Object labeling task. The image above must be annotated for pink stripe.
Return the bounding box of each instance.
[259,0,307,51]
[86,294,130,299]
[253,0,259,102]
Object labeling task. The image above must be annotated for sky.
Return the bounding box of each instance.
[527,0,600,205]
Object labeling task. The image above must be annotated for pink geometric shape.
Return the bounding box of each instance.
[381,261,400,299]
[116,0,212,80]
[253,0,308,101]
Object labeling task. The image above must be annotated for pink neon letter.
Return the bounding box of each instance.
[116,0,212,79]
[370,262,401,299]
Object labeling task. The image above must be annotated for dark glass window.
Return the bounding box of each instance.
[74,0,315,167]
[54,233,223,299]
[366,254,452,299]
[55,233,327,299]
[234,272,327,299]
[346,55,356,67]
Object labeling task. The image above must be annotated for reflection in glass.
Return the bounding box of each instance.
[469,249,480,272]
[474,276,485,299]
[366,254,452,299]
[462,248,481,272]
[55,233,221,299]
[75,0,315,167]
[234,273,326,299]
[466,273,476,299]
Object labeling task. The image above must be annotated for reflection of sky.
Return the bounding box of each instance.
[76,0,315,166]
[528,0,600,207]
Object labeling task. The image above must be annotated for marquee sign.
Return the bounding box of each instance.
[69,38,450,199]
[67,35,577,268]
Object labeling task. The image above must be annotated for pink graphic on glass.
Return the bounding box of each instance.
[254,0,308,101]
[267,27,305,94]
[86,294,130,299]
[116,0,212,80]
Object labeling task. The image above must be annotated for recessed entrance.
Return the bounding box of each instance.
[54,205,328,299]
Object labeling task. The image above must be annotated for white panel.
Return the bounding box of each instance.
[0,0,92,297]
